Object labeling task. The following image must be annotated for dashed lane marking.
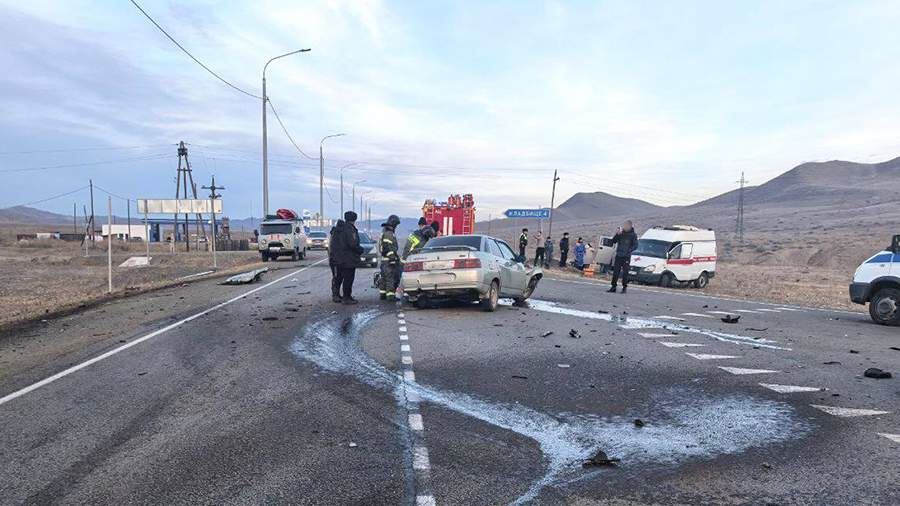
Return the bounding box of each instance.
[718,366,780,375]
[417,495,437,506]
[404,370,416,381]
[681,312,714,318]
[399,326,408,332]
[0,258,329,408]
[878,433,900,443]
[401,355,413,365]
[759,383,823,393]
[400,334,409,341]
[811,405,890,417]
[659,342,706,348]
[408,413,424,431]
[686,353,740,360]
[401,344,411,352]
[413,446,431,470]
[397,309,434,505]
[653,315,685,321]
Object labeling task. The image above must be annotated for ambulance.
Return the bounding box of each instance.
[629,226,717,288]
[849,235,900,325]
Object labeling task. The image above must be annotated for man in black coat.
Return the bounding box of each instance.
[608,220,639,293]
[328,219,345,302]
[332,211,364,304]
[558,232,570,267]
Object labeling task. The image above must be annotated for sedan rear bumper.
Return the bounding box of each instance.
[401,269,489,300]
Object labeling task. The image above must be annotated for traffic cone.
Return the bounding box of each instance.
[583,264,595,277]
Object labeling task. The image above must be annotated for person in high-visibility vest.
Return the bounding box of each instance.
[403,220,439,259]
[379,215,402,300]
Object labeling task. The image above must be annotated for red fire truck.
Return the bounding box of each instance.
[422,194,475,235]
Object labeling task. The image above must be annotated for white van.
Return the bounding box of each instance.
[850,235,900,325]
[628,226,716,288]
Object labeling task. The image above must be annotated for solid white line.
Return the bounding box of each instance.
[638,332,679,338]
[416,495,437,506]
[401,355,413,365]
[659,342,706,348]
[400,344,411,352]
[681,312,714,318]
[653,315,685,321]
[686,353,739,360]
[707,311,735,315]
[408,413,424,431]
[404,370,416,381]
[718,366,780,375]
[775,307,801,311]
[413,446,431,470]
[399,334,409,341]
[759,383,822,393]
[811,405,890,417]
[0,258,328,408]
[175,270,216,281]
[734,309,761,314]
[756,308,782,313]
[878,433,900,443]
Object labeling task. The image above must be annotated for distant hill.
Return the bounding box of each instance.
[0,206,72,225]
[553,191,663,220]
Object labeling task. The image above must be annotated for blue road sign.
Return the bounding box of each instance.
[504,208,551,219]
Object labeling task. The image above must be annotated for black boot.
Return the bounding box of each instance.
[332,295,342,303]
[608,286,617,293]
[621,286,627,294]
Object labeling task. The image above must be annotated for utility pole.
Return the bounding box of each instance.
[548,170,560,241]
[174,141,206,252]
[340,170,344,217]
[107,196,113,293]
[127,198,131,242]
[202,176,224,270]
[736,171,747,243]
[367,205,371,232]
[320,133,346,225]
[89,179,95,248]
[73,202,77,235]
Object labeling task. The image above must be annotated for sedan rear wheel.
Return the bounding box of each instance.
[481,280,499,312]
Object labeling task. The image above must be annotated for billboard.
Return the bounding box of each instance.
[137,199,222,214]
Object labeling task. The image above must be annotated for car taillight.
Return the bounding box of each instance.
[453,258,481,269]
[404,261,424,272]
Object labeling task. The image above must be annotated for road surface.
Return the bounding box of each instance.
[1,251,897,504]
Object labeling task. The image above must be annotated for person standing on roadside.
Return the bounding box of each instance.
[533,231,545,266]
[518,228,528,258]
[543,236,554,267]
[608,220,639,294]
[332,211,364,304]
[328,219,345,302]
[559,232,570,267]
[574,237,586,270]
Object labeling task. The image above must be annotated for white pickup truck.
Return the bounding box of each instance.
[850,234,900,325]
[258,218,308,262]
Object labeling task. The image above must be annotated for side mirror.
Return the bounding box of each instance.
[295,227,301,234]
[892,235,900,254]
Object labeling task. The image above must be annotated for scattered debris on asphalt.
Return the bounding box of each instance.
[721,314,740,324]
[348,442,357,448]
[582,449,620,467]
[823,361,841,365]
[890,347,900,352]
[222,267,269,285]
[262,316,279,321]
[633,419,645,428]
[745,327,768,332]
[849,349,859,354]
[511,375,528,380]
[597,309,609,314]
[863,368,892,379]
[557,363,571,368]
[493,323,504,327]
[542,331,554,337]
[569,329,581,338]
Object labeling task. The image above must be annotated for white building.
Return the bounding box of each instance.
[101,224,148,241]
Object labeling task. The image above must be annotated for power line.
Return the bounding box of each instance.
[267,99,318,160]
[0,144,172,156]
[93,184,134,202]
[0,153,171,174]
[0,185,90,210]
[128,0,261,100]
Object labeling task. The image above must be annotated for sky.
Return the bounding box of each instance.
[2,0,900,221]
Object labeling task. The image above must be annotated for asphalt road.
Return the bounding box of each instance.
[0,251,897,505]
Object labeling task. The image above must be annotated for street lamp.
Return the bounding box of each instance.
[359,190,371,226]
[352,179,367,213]
[262,48,310,217]
[320,133,346,223]
[338,162,363,216]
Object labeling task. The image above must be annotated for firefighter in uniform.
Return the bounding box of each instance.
[379,215,402,300]
[403,220,439,259]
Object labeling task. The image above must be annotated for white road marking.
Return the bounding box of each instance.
[775,307,801,311]
[759,383,823,393]
[681,312,714,318]
[707,311,736,315]
[878,433,900,443]
[653,315,685,321]
[398,319,406,325]
[718,366,780,375]
[756,308,782,313]
[404,370,416,381]
[659,342,706,348]
[639,332,679,338]
[0,258,329,408]
[401,355,413,365]
[810,405,890,417]
[686,353,739,360]
[408,413,424,431]
[735,310,762,314]
[401,344,411,352]
[416,495,437,506]
[400,334,409,341]
[399,326,408,332]
[413,446,431,470]
[397,312,406,318]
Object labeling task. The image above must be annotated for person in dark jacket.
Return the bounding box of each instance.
[558,232,570,267]
[608,220,639,293]
[543,236,554,267]
[328,219,345,302]
[518,228,528,257]
[379,215,402,300]
[332,211,364,304]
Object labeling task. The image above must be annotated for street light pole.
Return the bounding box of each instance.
[262,48,310,217]
[352,179,367,213]
[548,169,560,241]
[320,133,346,224]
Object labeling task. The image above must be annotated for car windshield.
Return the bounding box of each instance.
[358,232,374,243]
[422,235,482,250]
[632,239,672,258]
[308,231,327,238]
[260,223,292,235]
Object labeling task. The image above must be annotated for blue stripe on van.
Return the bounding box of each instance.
[866,253,896,264]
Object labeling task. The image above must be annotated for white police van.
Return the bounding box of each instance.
[850,235,900,325]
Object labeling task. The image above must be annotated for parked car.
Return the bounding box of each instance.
[628,226,716,288]
[307,230,329,250]
[401,234,542,311]
[358,232,378,268]
[850,234,900,325]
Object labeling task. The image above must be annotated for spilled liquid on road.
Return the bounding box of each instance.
[290,310,810,504]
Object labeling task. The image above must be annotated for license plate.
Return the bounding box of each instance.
[269,247,281,251]
[629,270,638,275]
[426,260,453,270]
[360,256,366,261]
